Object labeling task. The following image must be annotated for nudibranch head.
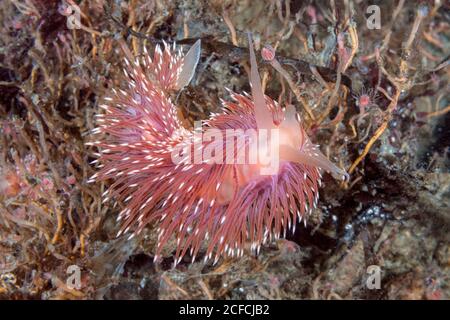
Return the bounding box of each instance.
[246,34,348,181]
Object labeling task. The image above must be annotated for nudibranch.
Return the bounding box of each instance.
[88,34,347,265]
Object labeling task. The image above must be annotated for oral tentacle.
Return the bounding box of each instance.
[279,144,348,181]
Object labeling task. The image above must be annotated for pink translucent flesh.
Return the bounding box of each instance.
[216,163,263,206]
[278,105,304,150]
[247,33,274,131]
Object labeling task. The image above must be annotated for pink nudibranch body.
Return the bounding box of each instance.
[89,35,347,265]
